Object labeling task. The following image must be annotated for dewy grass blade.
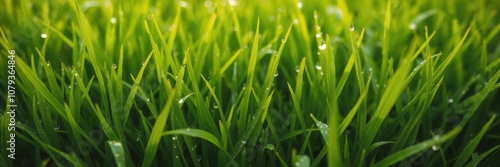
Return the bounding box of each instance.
[16,56,68,121]
[238,18,260,137]
[3,0,500,166]
[162,128,223,151]
[338,71,372,134]
[464,145,500,167]
[372,126,462,167]
[454,114,496,167]
[123,51,153,126]
[107,141,126,167]
[72,0,110,115]
[142,90,176,167]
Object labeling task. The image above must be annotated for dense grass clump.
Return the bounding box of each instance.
[1,0,500,166]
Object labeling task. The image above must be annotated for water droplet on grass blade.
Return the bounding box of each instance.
[297,1,303,9]
[274,71,279,77]
[228,0,237,7]
[213,103,218,109]
[197,155,202,161]
[319,43,326,50]
[178,93,194,104]
[409,23,417,30]
[113,142,122,147]
[315,62,322,70]
[241,140,247,144]
[111,64,117,69]
[432,145,440,151]
[180,1,188,8]
[448,99,454,103]
[349,22,355,31]
[172,135,178,140]
[295,66,300,72]
[110,17,117,24]
[41,33,47,39]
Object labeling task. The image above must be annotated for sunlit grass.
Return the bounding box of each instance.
[1,0,500,166]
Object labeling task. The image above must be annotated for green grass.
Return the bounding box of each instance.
[1,0,500,166]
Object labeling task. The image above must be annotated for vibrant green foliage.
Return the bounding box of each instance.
[1,0,500,166]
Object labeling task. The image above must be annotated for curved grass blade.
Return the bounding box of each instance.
[372,126,462,167]
[464,145,500,167]
[142,90,176,167]
[454,114,496,167]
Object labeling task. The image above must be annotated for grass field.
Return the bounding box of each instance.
[1,0,500,166]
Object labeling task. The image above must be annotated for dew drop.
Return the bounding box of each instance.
[432,145,439,151]
[110,17,117,24]
[68,86,72,89]
[409,23,416,30]
[297,1,303,9]
[315,62,322,70]
[295,66,300,72]
[448,99,454,103]
[349,23,355,32]
[274,71,279,77]
[111,64,117,69]
[187,128,191,132]
[178,93,194,104]
[180,1,188,8]
[172,135,178,140]
[315,32,322,38]
[213,103,218,109]
[319,43,326,50]
[228,0,237,7]
[41,33,48,39]
[241,140,247,144]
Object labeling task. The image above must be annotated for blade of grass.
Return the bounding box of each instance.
[142,89,176,167]
[107,141,126,167]
[372,126,462,167]
[454,114,497,167]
